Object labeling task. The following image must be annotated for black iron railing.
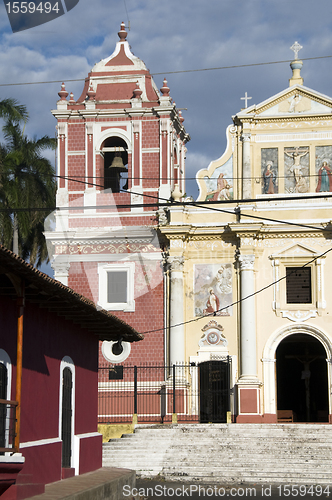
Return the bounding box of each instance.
[98,359,231,424]
[0,399,18,453]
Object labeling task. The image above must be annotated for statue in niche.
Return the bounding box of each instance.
[316,161,332,192]
[285,147,309,193]
[263,161,276,194]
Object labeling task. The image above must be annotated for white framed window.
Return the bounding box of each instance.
[98,262,135,311]
[269,243,326,321]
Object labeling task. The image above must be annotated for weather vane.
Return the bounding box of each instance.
[290,41,303,60]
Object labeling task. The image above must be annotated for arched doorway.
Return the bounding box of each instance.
[276,333,329,422]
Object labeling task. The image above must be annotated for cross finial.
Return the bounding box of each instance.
[290,41,303,60]
[241,91,252,109]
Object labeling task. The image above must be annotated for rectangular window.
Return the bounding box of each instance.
[286,267,312,304]
[98,262,135,311]
[107,271,127,304]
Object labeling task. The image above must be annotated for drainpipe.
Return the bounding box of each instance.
[14,282,25,452]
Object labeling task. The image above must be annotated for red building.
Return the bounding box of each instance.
[0,245,141,499]
[47,22,190,369]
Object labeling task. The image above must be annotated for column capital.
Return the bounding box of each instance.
[238,254,255,271]
[51,261,70,275]
[241,133,251,142]
[167,255,184,272]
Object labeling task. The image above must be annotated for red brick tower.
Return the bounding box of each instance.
[48,23,190,366]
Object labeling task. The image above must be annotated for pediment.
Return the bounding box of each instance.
[238,86,332,119]
[270,243,318,259]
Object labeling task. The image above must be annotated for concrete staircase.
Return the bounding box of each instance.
[102,423,332,484]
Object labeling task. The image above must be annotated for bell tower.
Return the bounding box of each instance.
[48,23,190,365]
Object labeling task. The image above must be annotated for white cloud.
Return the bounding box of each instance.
[0,0,331,200]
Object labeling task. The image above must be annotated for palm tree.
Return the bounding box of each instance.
[0,98,28,123]
[0,119,56,267]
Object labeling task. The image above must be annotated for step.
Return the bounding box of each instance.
[102,423,332,485]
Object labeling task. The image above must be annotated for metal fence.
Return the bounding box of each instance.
[98,359,231,425]
[0,399,17,453]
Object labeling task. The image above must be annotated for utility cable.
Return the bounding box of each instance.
[2,173,332,234]
[140,245,332,335]
[1,54,332,87]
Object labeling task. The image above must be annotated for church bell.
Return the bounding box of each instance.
[109,151,127,172]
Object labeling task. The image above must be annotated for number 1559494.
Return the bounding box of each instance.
[277,485,330,496]
[5,2,60,14]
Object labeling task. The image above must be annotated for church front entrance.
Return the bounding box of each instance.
[199,359,231,423]
[276,333,329,423]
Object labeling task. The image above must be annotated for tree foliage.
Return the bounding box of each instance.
[0,100,56,267]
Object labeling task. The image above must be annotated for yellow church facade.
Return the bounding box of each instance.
[160,48,332,423]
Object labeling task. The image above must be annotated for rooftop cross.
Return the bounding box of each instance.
[290,41,303,60]
[241,92,252,109]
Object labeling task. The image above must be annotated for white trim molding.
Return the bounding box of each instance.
[59,356,76,472]
[269,243,326,319]
[0,349,12,401]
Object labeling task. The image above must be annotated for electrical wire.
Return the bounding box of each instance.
[44,173,330,181]
[140,243,332,335]
[3,172,329,335]
[1,54,332,87]
[2,173,332,233]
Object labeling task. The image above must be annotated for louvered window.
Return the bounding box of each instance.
[286,267,312,304]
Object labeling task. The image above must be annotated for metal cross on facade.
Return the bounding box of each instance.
[290,41,303,60]
[241,92,252,109]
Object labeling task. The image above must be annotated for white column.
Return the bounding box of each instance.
[52,260,70,286]
[242,133,251,199]
[168,256,185,365]
[238,254,257,380]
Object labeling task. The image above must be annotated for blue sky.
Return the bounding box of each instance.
[1,0,332,197]
[1,0,332,276]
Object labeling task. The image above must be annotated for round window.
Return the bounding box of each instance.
[102,340,131,364]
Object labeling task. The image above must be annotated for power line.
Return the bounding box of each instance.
[1,54,332,87]
[141,244,332,335]
[46,173,330,182]
[2,173,332,233]
[152,55,332,76]
[123,0,130,30]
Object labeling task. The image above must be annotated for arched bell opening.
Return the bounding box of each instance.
[276,333,329,423]
[102,137,128,192]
